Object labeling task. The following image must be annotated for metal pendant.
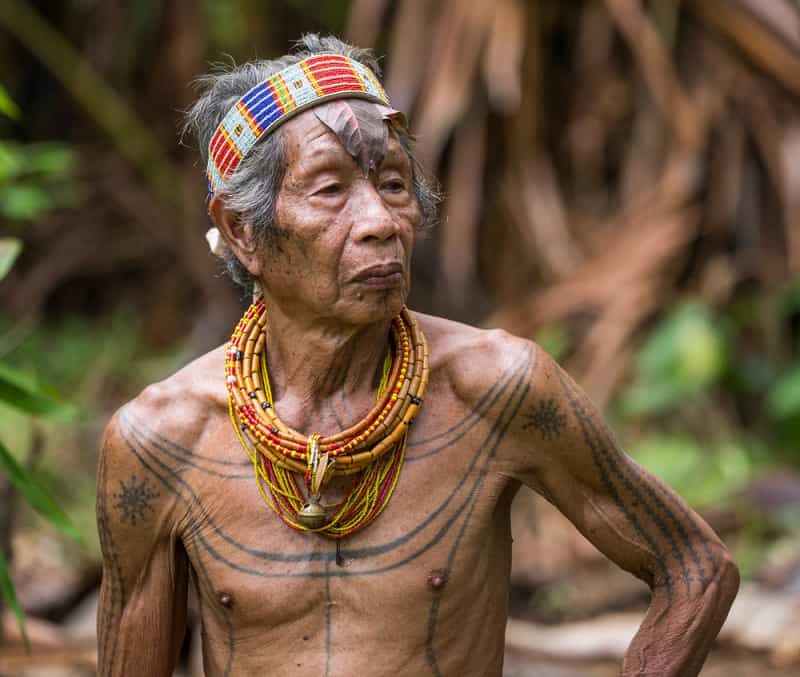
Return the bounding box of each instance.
[298,493,327,529]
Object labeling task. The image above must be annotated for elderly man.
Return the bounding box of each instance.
[96,35,738,676]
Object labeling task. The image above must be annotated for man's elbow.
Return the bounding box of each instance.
[712,548,740,604]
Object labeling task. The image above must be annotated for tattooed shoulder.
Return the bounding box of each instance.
[423,316,533,412]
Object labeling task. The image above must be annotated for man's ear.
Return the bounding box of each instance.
[208,195,262,277]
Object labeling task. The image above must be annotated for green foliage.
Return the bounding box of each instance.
[0,440,80,542]
[0,237,21,279]
[0,352,80,645]
[0,307,182,553]
[0,86,79,646]
[0,141,76,221]
[0,378,80,646]
[205,0,249,53]
[0,83,19,119]
[0,546,25,647]
[752,278,800,461]
[768,366,800,419]
[0,362,78,421]
[1,307,160,403]
[732,508,772,579]
[629,435,760,508]
[621,301,729,416]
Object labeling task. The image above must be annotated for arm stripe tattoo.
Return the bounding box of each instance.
[557,369,718,594]
[556,371,676,595]
[97,447,127,674]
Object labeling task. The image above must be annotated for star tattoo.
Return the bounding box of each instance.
[523,398,567,439]
[113,474,159,526]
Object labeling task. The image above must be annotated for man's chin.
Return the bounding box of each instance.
[347,288,408,323]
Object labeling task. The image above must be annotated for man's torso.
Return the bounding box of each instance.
[112,313,536,676]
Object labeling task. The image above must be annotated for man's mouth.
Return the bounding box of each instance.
[352,262,405,289]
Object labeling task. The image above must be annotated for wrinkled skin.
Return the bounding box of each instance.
[96,104,739,677]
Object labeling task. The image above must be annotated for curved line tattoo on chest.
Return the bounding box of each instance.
[113,345,533,676]
[119,345,532,568]
[127,345,534,483]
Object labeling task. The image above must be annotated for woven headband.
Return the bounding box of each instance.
[206,54,391,198]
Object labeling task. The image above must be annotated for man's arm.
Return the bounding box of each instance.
[503,343,739,677]
[96,407,189,676]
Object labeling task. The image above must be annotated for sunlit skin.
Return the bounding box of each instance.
[96,103,739,677]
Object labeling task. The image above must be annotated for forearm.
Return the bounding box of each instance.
[622,555,739,676]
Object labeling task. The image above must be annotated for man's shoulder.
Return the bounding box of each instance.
[415,311,539,407]
[101,344,228,466]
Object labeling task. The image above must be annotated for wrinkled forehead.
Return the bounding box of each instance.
[280,98,407,176]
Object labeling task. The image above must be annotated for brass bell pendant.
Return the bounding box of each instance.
[298,493,327,529]
[299,436,331,529]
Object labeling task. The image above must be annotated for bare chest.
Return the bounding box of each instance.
[178,407,517,672]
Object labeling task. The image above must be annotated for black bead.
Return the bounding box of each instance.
[410,396,422,405]
[235,351,243,361]
[249,391,256,398]
[261,401,271,410]
[271,427,279,434]
[240,424,247,431]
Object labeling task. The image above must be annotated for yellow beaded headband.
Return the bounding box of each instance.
[206,53,390,198]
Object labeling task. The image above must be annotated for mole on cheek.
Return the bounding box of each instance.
[427,568,449,591]
[218,592,234,609]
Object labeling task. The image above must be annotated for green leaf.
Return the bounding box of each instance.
[621,381,688,416]
[636,302,727,385]
[0,142,26,183]
[768,365,800,419]
[0,84,20,120]
[0,439,81,541]
[0,545,28,648]
[621,301,728,416]
[0,184,53,221]
[0,238,22,281]
[27,144,74,178]
[630,435,754,507]
[0,362,78,421]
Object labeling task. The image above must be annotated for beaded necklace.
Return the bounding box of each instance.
[226,298,429,539]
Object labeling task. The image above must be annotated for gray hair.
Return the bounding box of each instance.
[183,34,440,293]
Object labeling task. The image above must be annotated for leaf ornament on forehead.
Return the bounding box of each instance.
[314,100,406,176]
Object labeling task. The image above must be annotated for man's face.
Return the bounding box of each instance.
[258,105,420,326]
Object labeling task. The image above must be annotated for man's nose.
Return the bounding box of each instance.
[350,182,398,242]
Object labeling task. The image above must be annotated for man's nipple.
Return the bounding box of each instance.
[427,568,449,591]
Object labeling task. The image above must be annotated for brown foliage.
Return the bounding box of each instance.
[2,0,799,393]
[354,0,800,404]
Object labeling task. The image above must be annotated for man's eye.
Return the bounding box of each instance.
[381,179,406,192]
[316,183,342,195]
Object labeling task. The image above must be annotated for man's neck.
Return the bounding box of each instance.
[258,297,394,433]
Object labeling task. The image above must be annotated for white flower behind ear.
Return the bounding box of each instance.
[205,227,226,257]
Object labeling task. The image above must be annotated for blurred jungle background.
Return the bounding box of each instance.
[1,0,800,675]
